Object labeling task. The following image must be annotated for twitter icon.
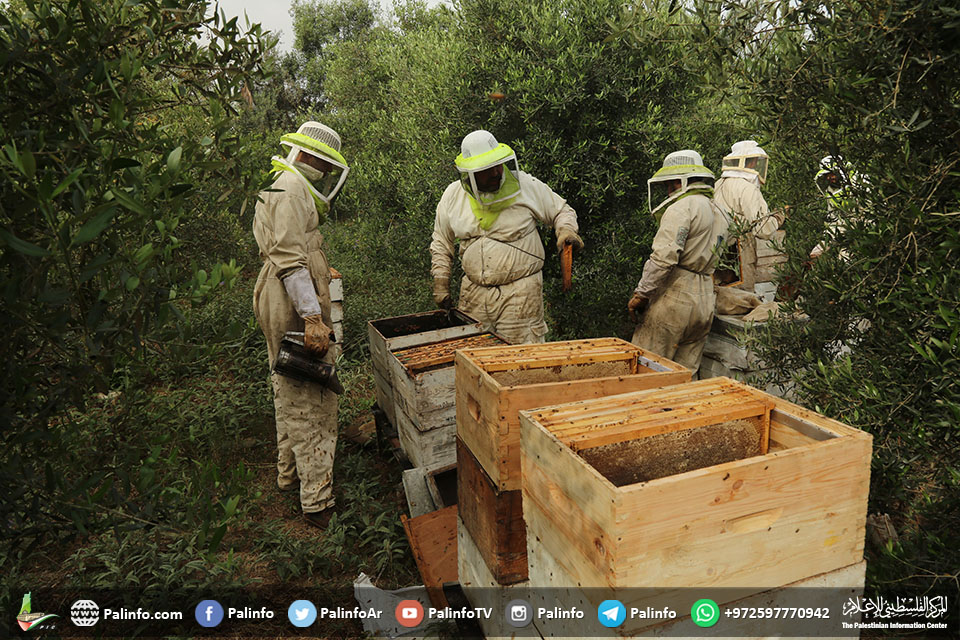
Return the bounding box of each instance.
[597,600,626,628]
[288,600,317,628]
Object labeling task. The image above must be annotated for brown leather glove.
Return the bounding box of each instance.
[556,228,584,253]
[432,277,452,310]
[627,292,649,324]
[303,314,332,356]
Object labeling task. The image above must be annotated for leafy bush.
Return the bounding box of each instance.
[0,0,272,577]
[681,0,960,590]
[303,0,739,340]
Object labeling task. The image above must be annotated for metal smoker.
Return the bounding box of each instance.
[273,331,344,394]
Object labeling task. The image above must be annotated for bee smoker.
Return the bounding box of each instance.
[273,331,344,394]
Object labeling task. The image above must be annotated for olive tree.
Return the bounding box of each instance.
[0,0,272,549]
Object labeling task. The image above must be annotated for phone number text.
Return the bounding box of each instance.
[724,607,831,619]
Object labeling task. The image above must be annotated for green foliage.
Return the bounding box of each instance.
[291,0,381,109]
[0,0,272,565]
[2,0,955,615]
[688,0,960,590]
[293,0,378,57]
[252,443,415,584]
[309,0,741,340]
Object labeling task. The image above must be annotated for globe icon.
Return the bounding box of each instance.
[70,600,100,627]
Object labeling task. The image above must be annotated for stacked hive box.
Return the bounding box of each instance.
[700,314,795,398]
[755,231,788,287]
[368,310,484,433]
[454,339,691,593]
[700,314,759,382]
[520,376,872,638]
[390,332,507,468]
[328,268,343,358]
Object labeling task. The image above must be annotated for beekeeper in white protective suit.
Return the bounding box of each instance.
[252,121,349,529]
[810,155,853,259]
[430,130,582,344]
[628,150,729,373]
[713,140,787,292]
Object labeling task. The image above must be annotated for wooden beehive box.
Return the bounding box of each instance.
[328,267,344,359]
[455,338,691,493]
[458,515,532,640]
[455,338,691,586]
[368,310,484,428]
[457,437,526,584]
[392,332,507,469]
[520,377,871,632]
[756,230,788,283]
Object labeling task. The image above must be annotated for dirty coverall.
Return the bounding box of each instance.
[713,176,784,292]
[430,171,578,344]
[631,193,729,372]
[253,170,338,514]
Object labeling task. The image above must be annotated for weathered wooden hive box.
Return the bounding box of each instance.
[328,267,344,358]
[367,310,484,429]
[391,332,507,469]
[455,338,691,586]
[520,376,871,636]
[756,231,788,284]
[700,314,796,399]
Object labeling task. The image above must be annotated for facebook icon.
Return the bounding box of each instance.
[195,600,224,627]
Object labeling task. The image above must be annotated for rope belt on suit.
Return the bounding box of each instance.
[467,229,544,300]
[487,231,544,263]
[676,264,712,277]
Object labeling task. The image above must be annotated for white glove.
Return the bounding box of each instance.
[281,268,322,318]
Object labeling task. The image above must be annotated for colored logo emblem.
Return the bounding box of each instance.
[70,599,100,627]
[17,593,59,632]
[395,599,424,628]
[288,600,317,628]
[195,600,224,628]
[598,599,626,627]
[692,599,720,628]
[505,599,532,627]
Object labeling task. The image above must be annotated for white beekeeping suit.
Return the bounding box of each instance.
[810,155,855,259]
[628,150,729,373]
[252,121,349,529]
[430,130,582,344]
[713,140,785,292]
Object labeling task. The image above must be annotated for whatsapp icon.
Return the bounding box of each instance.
[691,599,720,627]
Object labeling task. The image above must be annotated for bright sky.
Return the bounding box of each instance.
[213,0,298,52]
[211,0,446,53]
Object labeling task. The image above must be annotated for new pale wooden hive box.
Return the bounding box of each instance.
[455,337,692,493]
[520,377,871,617]
[455,338,691,585]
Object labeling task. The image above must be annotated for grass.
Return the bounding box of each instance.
[1,271,420,638]
[5,216,957,638]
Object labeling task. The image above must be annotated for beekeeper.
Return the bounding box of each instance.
[628,150,729,373]
[430,130,582,344]
[810,155,852,259]
[713,140,787,291]
[252,121,349,529]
